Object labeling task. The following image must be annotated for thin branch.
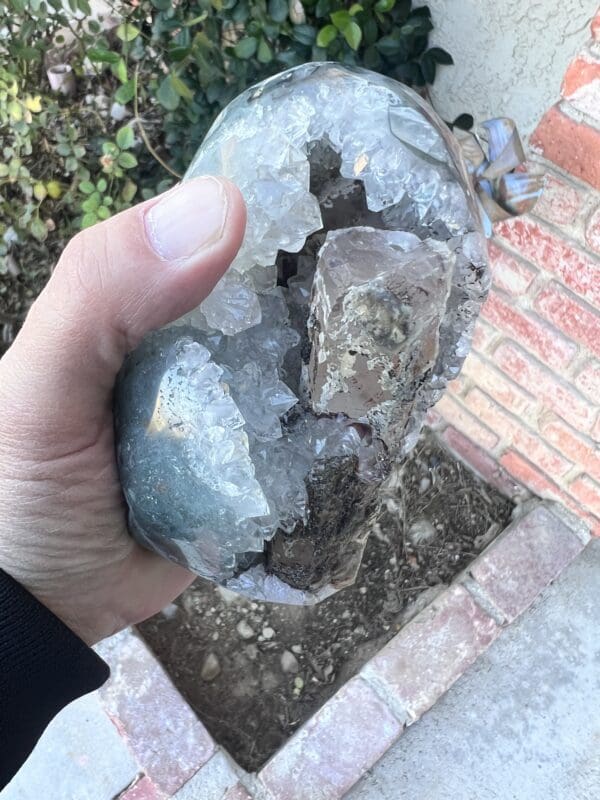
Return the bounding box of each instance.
[133,66,182,180]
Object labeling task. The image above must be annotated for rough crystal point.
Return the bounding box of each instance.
[115,63,488,605]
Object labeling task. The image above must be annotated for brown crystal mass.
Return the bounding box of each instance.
[308,228,453,445]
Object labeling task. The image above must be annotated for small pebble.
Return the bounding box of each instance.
[261,671,278,691]
[408,518,437,545]
[201,653,221,682]
[245,644,258,660]
[216,586,238,604]
[211,632,219,641]
[236,620,255,640]
[359,586,367,595]
[280,650,300,674]
[160,603,178,619]
[419,476,431,494]
[262,626,275,640]
[291,644,303,654]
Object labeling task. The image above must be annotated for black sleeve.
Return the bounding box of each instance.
[0,569,110,789]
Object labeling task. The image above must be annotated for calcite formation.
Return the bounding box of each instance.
[115,62,489,603]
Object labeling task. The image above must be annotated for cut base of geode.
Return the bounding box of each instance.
[115,63,489,604]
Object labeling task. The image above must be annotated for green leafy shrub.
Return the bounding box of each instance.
[0,0,453,343]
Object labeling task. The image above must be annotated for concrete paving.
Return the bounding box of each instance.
[1,693,139,800]
[347,539,600,800]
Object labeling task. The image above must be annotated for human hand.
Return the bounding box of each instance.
[0,177,246,645]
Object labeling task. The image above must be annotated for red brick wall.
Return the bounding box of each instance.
[433,9,600,536]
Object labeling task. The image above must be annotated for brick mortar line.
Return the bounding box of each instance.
[441,385,576,472]
[565,41,600,65]
[466,386,580,464]
[358,668,413,726]
[483,284,584,369]
[535,276,600,319]
[586,37,600,56]
[546,500,593,544]
[486,336,597,419]
[527,151,600,201]
[494,216,600,269]
[437,393,500,445]
[469,344,538,404]
[557,97,600,134]
[438,410,597,506]
[563,464,586,488]
[460,575,507,626]
[511,274,593,384]
[569,350,598,382]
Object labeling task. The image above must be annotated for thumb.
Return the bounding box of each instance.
[0,176,245,446]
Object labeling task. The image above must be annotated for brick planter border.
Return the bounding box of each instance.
[96,499,590,800]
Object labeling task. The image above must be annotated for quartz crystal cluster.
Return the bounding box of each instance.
[115,63,489,603]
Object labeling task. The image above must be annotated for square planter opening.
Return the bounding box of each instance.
[137,428,514,772]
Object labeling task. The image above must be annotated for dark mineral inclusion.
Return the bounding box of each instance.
[115,62,489,604]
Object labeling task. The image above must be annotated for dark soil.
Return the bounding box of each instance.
[138,428,514,772]
[0,240,59,355]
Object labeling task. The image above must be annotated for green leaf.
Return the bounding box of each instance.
[316,24,337,48]
[292,24,316,45]
[96,205,111,220]
[330,9,351,30]
[168,44,192,61]
[118,152,138,169]
[115,79,135,105]
[234,36,258,59]
[81,212,98,228]
[349,3,363,15]
[87,47,120,64]
[116,22,140,42]
[268,0,288,22]
[315,0,330,17]
[375,0,395,10]
[363,43,381,69]
[157,75,180,110]
[257,37,273,63]
[421,51,436,83]
[102,141,119,156]
[116,126,135,149]
[363,17,378,45]
[375,34,402,56]
[427,46,453,65]
[29,217,47,242]
[121,179,138,203]
[451,113,474,131]
[96,178,107,192]
[406,14,433,34]
[113,57,128,84]
[342,20,362,50]
[79,181,95,194]
[171,74,194,101]
[411,5,431,16]
[81,194,100,212]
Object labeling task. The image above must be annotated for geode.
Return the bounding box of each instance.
[115,62,489,604]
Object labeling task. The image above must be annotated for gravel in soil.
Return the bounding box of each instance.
[138,428,514,772]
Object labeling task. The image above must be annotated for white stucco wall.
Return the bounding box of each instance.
[427,0,598,139]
